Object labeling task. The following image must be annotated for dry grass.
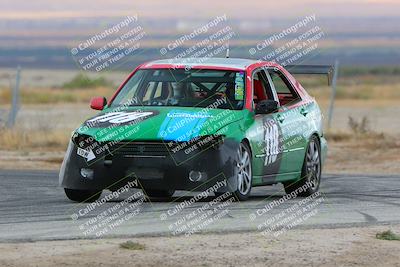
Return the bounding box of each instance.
[308,83,400,100]
[0,86,115,105]
[303,74,400,101]
[0,128,69,151]
[324,130,400,174]
[326,130,399,149]
[119,241,146,250]
[325,114,400,151]
[376,230,400,241]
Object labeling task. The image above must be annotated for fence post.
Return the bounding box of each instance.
[6,66,21,128]
[327,60,339,129]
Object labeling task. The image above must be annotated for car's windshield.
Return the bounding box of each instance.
[110,69,246,110]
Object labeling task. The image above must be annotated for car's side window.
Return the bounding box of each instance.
[252,70,275,105]
[268,70,300,106]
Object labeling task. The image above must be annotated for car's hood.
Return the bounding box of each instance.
[77,106,244,142]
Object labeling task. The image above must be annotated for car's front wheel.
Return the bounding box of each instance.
[284,135,321,196]
[233,142,253,201]
[64,188,102,202]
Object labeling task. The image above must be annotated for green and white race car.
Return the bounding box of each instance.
[59,58,328,202]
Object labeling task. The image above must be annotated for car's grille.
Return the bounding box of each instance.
[111,142,171,158]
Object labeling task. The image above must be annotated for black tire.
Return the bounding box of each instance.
[64,188,102,202]
[144,189,175,198]
[284,135,321,197]
[214,192,225,198]
[233,141,253,201]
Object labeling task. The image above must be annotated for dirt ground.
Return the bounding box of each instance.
[1,225,399,267]
[324,134,400,174]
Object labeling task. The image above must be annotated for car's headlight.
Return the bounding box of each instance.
[71,132,93,148]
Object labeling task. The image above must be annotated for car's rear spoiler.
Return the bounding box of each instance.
[285,65,334,85]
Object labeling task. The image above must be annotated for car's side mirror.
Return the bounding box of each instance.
[90,96,107,110]
[255,100,278,114]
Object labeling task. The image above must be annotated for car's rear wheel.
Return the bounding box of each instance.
[144,189,175,198]
[233,142,252,201]
[64,188,102,202]
[284,135,321,197]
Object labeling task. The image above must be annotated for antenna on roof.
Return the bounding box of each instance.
[225,43,230,58]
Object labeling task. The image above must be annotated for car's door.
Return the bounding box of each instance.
[267,68,307,176]
[247,68,284,184]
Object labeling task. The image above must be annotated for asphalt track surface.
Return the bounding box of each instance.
[0,170,399,242]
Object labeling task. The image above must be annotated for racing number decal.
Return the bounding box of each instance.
[88,111,154,124]
[85,111,158,127]
[263,119,280,166]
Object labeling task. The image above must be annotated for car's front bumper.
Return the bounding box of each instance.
[59,138,240,193]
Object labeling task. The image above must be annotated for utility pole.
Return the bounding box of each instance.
[327,60,339,129]
[6,66,21,128]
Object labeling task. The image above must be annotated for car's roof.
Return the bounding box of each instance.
[142,57,261,70]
